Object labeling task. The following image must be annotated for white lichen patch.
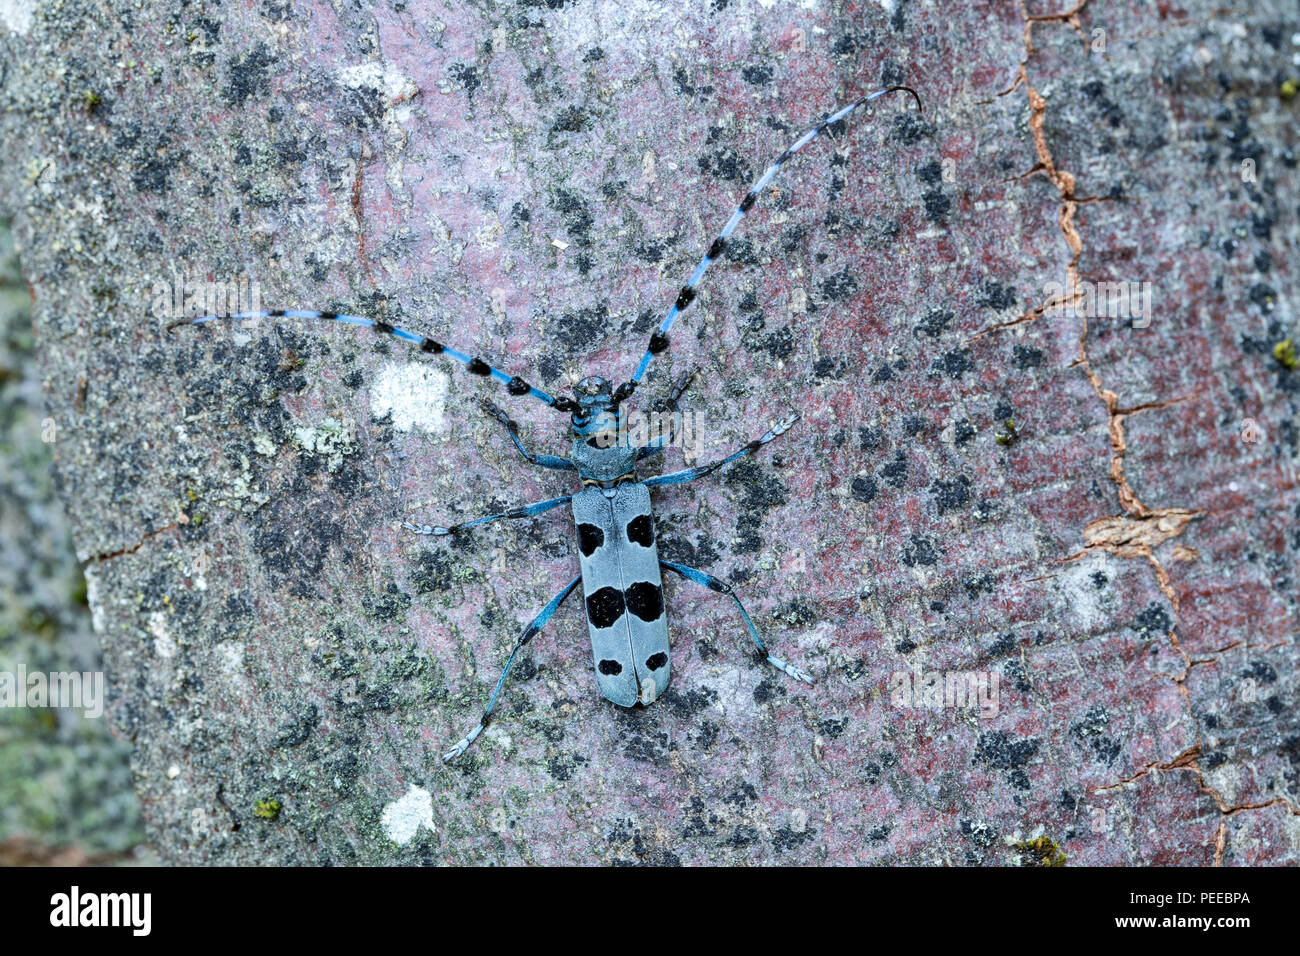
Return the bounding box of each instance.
[149,611,176,658]
[380,785,435,846]
[252,432,277,456]
[292,417,357,472]
[369,363,447,433]
[1053,554,1116,634]
[84,566,105,634]
[336,62,418,104]
[0,0,37,35]
[223,453,271,511]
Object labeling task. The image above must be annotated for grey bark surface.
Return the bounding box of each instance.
[1,0,1297,865]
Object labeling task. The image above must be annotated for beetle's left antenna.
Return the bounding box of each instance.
[169,309,581,413]
[612,85,922,404]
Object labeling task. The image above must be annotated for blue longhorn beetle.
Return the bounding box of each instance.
[171,85,921,761]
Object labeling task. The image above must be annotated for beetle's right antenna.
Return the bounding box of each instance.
[612,85,922,405]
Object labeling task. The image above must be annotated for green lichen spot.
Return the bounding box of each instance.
[254,798,281,820]
[1273,338,1297,370]
[995,418,1019,446]
[1015,835,1066,867]
[1281,78,1298,100]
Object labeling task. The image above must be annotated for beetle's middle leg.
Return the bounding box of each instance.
[642,412,798,486]
[660,559,813,684]
[404,494,572,536]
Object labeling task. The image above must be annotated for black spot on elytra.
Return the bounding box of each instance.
[645,652,668,670]
[587,587,625,628]
[599,659,623,675]
[625,514,654,547]
[578,523,605,557]
[625,582,664,622]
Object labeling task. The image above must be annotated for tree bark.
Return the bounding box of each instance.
[1,0,1296,864]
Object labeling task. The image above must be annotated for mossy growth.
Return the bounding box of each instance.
[1015,835,1066,867]
[1273,338,1297,371]
[253,798,282,821]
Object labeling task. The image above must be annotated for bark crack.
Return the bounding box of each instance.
[995,0,1281,865]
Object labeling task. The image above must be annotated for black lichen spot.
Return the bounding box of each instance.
[625,582,664,622]
[578,522,605,557]
[1132,602,1172,640]
[974,730,1040,790]
[1013,345,1044,369]
[977,280,1018,311]
[851,475,878,503]
[363,582,411,622]
[551,302,608,351]
[448,62,480,97]
[598,659,623,676]
[929,475,972,514]
[1003,658,1031,694]
[273,704,320,748]
[819,716,848,739]
[758,325,794,359]
[916,158,943,183]
[821,269,858,301]
[551,188,595,247]
[931,348,973,379]
[645,652,668,670]
[551,105,591,134]
[224,43,275,107]
[411,549,453,593]
[891,110,934,144]
[773,825,816,853]
[922,187,951,222]
[880,450,908,489]
[586,587,625,628]
[901,534,939,567]
[914,307,953,338]
[625,514,654,547]
[753,676,785,704]
[698,146,748,182]
[1242,660,1277,684]
[547,751,588,782]
[1070,706,1122,765]
[723,458,789,554]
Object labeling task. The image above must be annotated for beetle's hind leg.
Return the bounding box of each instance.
[659,559,813,684]
[442,574,582,762]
